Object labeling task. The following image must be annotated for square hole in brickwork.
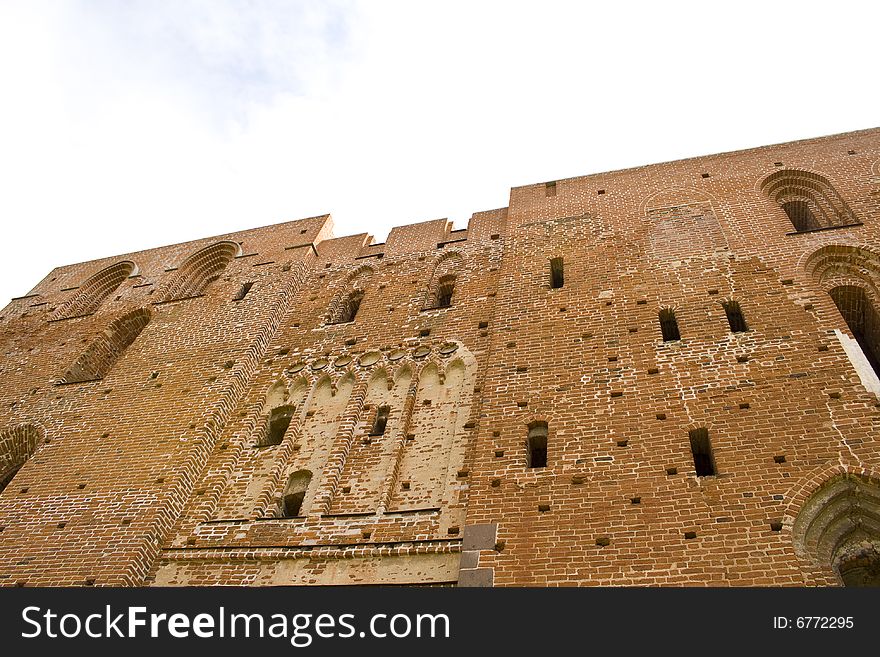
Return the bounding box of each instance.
[656,413,666,420]
[361,530,372,539]
[610,391,623,398]
[342,486,351,494]
[781,279,793,285]
[401,481,410,490]
[847,150,856,155]
[57,522,66,529]
[491,478,501,487]
[419,329,430,337]
[648,367,659,375]
[608,356,618,362]
[19,487,28,494]
[447,526,460,535]
[666,467,678,476]
[595,536,610,546]
[616,439,628,447]
[422,399,432,406]
[684,531,697,540]
[770,520,783,531]
[701,173,710,178]
[517,401,528,408]
[325,263,332,268]
[708,289,719,295]
[516,366,528,373]
[479,321,489,329]
[817,344,828,352]
[736,355,749,363]
[571,475,585,485]
[506,341,516,348]
[628,327,638,333]
[77,483,86,490]
[597,189,606,195]
[491,233,500,240]
[631,497,641,505]
[829,391,841,399]
[739,402,750,409]
[538,504,551,513]
[559,306,567,312]
[774,455,786,463]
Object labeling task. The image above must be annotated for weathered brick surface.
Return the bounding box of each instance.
[1,129,879,586]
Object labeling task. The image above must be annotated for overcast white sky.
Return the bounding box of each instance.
[0,1,877,304]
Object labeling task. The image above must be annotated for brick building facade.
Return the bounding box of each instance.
[2,128,880,586]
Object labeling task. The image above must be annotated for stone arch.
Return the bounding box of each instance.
[0,424,45,493]
[760,168,858,232]
[424,252,463,309]
[792,472,880,586]
[51,261,137,320]
[157,241,241,302]
[60,308,152,383]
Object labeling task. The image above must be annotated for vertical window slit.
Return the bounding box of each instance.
[689,428,715,477]
[550,257,564,289]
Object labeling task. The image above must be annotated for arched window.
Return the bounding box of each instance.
[0,424,43,493]
[259,405,295,447]
[781,200,820,232]
[723,300,748,333]
[829,285,880,379]
[60,308,151,383]
[328,289,364,324]
[51,261,136,320]
[527,421,548,468]
[370,405,390,436]
[435,275,456,308]
[793,474,880,587]
[688,428,715,477]
[282,470,312,517]
[761,169,858,233]
[659,308,681,342]
[425,253,463,309]
[156,241,240,303]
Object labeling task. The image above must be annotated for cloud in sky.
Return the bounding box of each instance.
[0,0,877,304]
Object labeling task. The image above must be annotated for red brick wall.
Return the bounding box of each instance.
[1,129,879,586]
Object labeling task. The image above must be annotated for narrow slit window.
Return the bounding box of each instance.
[723,300,748,333]
[689,428,716,477]
[370,405,390,436]
[282,470,312,517]
[435,274,456,308]
[527,422,548,468]
[659,308,681,342]
[331,289,364,324]
[550,257,564,289]
[261,405,294,447]
[545,181,557,197]
[233,282,254,301]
